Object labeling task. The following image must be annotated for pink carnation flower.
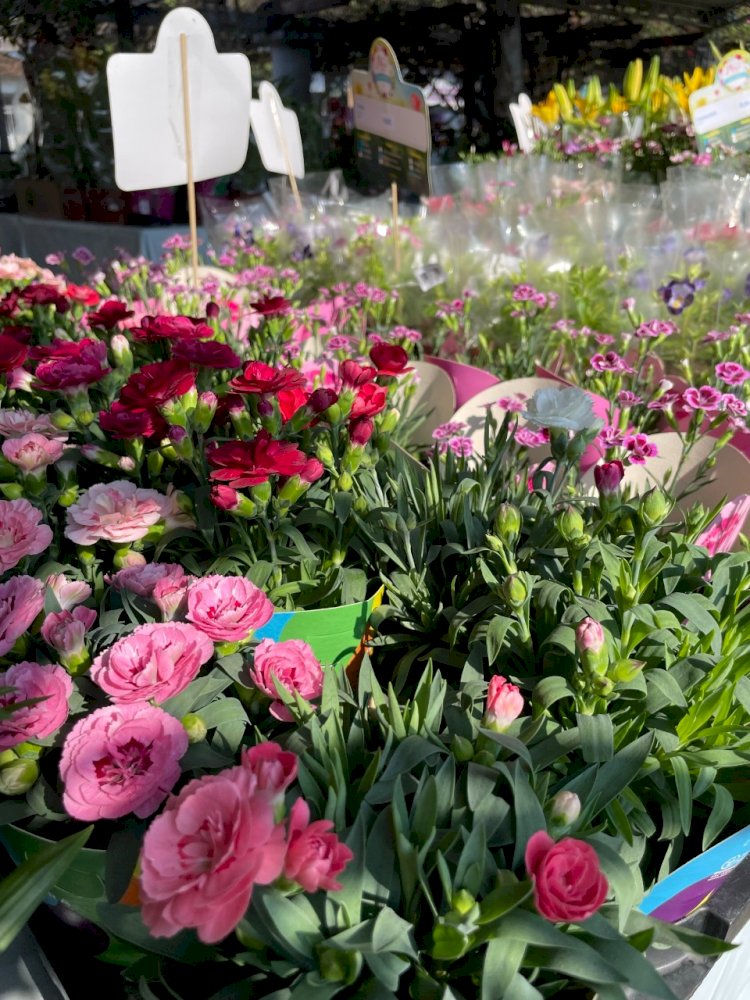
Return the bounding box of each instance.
[60,703,187,820]
[90,622,214,704]
[2,433,65,474]
[46,574,92,611]
[187,575,274,643]
[283,798,353,892]
[41,606,97,661]
[681,386,723,413]
[696,495,750,556]
[0,499,53,573]
[241,742,298,802]
[715,362,750,386]
[249,639,324,721]
[0,576,44,656]
[140,754,288,943]
[107,562,186,598]
[152,574,190,621]
[0,662,73,751]
[65,480,175,545]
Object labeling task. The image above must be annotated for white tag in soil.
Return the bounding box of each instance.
[250,81,305,179]
[107,7,251,191]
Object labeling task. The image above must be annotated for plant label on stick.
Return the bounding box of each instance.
[250,81,305,212]
[107,7,251,282]
[350,37,432,197]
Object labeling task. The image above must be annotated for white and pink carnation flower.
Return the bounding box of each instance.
[2,433,66,474]
[65,480,192,546]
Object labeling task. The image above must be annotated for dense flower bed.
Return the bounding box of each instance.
[0,223,748,998]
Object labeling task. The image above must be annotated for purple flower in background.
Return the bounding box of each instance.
[658,279,696,315]
[45,253,65,266]
[72,246,94,266]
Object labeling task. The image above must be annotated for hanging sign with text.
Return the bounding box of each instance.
[349,38,432,196]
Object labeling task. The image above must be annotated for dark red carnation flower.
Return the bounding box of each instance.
[171,339,241,369]
[119,360,196,408]
[308,387,338,413]
[278,386,309,422]
[98,401,168,440]
[207,431,309,488]
[87,300,134,329]
[30,337,100,361]
[0,290,20,318]
[132,314,213,341]
[0,325,33,344]
[34,340,110,391]
[370,343,411,376]
[340,360,376,389]
[0,334,29,374]
[19,283,70,313]
[251,295,291,316]
[65,284,101,306]
[229,361,306,395]
[350,382,387,419]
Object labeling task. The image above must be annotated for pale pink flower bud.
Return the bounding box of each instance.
[46,574,92,611]
[483,675,524,732]
[550,790,581,826]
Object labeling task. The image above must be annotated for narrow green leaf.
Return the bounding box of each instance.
[576,713,614,763]
[0,825,92,952]
[671,755,693,836]
[703,784,734,850]
[481,936,525,999]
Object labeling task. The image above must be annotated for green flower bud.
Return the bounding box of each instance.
[0,483,24,500]
[316,442,335,469]
[317,947,362,985]
[0,757,39,795]
[472,749,496,768]
[250,481,272,508]
[557,505,585,544]
[353,496,368,516]
[639,487,672,529]
[494,502,522,548]
[377,408,400,435]
[50,411,78,431]
[337,472,354,492]
[451,890,476,916]
[611,658,645,683]
[181,713,208,743]
[57,486,79,508]
[147,450,164,477]
[451,734,474,762]
[502,573,527,609]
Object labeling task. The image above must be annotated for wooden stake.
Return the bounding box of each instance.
[391,181,400,271]
[179,33,200,288]
[268,90,303,213]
